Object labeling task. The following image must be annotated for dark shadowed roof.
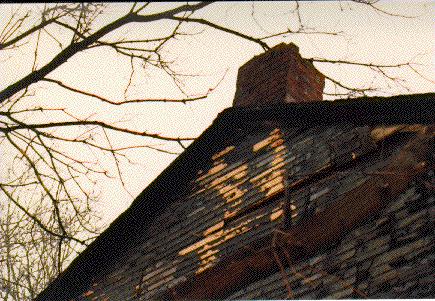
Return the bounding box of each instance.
[36,93,435,301]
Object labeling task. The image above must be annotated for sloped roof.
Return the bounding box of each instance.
[36,93,435,300]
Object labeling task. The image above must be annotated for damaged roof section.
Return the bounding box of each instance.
[36,93,435,301]
[162,124,433,300]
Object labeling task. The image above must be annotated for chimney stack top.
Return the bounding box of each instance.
[233,43,325,107]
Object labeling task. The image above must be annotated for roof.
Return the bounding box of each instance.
[36,92,435,300]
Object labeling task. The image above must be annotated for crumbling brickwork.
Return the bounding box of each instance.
[233,43,325,107]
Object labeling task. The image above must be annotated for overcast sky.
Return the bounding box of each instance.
[1,1,434,226]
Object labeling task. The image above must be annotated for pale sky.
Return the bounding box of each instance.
[1,1,434,227]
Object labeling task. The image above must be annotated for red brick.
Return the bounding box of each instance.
[233,43,325,107]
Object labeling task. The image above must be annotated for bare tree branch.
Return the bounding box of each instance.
[2,120,195,142]
[351,0,423,18]
[0,184,88,246]
[41,78,209,105]
[0,2,213,103]
[169,16,270,51]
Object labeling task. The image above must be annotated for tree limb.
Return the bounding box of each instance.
[169,16,270,51]
[3,120,195,142]
[42,78,209,105]
[0,2,213,104]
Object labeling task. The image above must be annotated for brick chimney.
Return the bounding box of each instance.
[233,43,325,107]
